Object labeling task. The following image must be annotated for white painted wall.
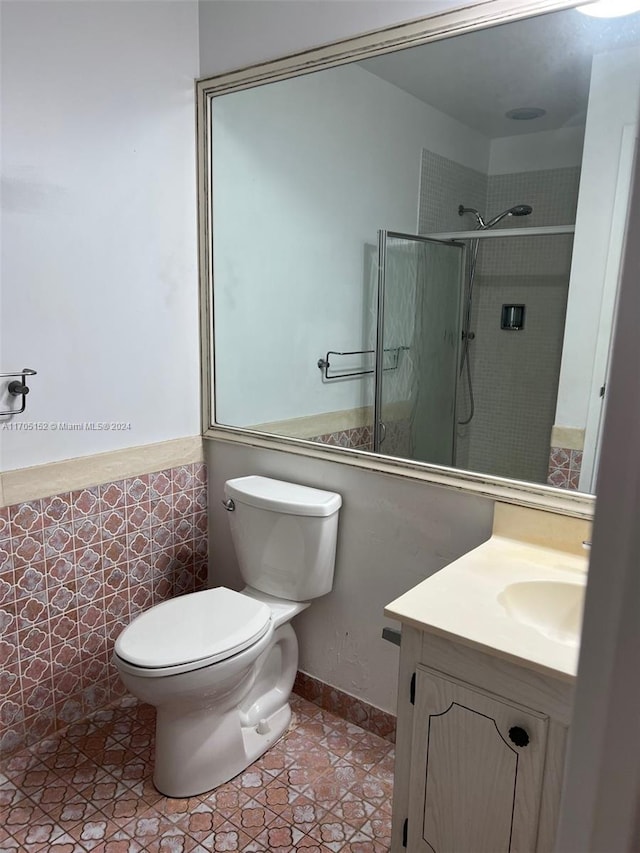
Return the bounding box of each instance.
[198,0,465,78]
[0,0,201,471]
[555,46,640,433]
[488,126,584,175]
[212,64,489,427]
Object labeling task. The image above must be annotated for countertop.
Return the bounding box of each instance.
[384,532,589,680]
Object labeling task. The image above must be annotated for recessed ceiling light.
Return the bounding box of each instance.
[505,107,547,121]
[577,0,640,16]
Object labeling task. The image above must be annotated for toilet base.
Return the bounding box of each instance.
[153,699,292,798]
[148,623,299,798]
[116,611,301,799]
[241,702,291,765]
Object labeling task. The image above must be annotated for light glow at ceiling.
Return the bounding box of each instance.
[577,0,640,17]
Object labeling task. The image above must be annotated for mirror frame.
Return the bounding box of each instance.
[197,0,601,520]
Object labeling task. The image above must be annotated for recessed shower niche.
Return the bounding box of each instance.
[501,305,526,331]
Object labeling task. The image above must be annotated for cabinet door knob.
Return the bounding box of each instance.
[508,726,530,747]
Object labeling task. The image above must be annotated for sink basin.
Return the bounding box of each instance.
[498,580,585,646]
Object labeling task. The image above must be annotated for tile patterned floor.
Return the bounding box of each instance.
[0,694,394,852]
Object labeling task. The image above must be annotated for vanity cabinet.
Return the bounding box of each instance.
[391,628,574,853]
[407,667,549,852]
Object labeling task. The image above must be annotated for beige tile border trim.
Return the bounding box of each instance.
[250,400,412,440]
[250,407,373,439]
[551,426,585,450]
[0,436,204,508]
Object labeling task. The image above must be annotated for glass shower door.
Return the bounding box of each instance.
[374,231,465,466]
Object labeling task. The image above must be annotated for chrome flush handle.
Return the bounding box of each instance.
[221,498,235,511]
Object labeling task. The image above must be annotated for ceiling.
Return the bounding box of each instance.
[359,7,640,139]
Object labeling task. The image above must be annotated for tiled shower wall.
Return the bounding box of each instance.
[419,149,487,234]
[0,463,208,759]
[461,167,580,482]
[418,149,581,485]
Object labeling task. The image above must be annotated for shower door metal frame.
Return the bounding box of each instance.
[374,230,466,457]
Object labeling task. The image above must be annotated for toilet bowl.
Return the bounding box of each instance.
[113,476,341,798]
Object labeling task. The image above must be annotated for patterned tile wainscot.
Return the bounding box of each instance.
[547,446,583,490]
[309,426,373,451]
[0,463,208,758]
[294,673,396,744]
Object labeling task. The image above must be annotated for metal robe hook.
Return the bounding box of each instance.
[1,368,37,416]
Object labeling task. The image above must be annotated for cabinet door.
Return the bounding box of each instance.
[407,666,549,853]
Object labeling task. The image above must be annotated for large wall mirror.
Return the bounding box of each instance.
[199,0,640,504]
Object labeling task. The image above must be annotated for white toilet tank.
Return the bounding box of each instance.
[224,476,342,602]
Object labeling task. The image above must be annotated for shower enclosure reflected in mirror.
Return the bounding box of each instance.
[207,4,640,496]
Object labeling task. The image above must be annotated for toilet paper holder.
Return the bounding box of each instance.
[1,368,37,416]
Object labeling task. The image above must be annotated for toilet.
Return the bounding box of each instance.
[113,475,342,798]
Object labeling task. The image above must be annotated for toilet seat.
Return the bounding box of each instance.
[114,587,271,677]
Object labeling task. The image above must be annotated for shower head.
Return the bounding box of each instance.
[458,203,533,231]
[484,204,533,229]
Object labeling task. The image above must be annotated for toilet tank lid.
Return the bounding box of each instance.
[225,476,341,517]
